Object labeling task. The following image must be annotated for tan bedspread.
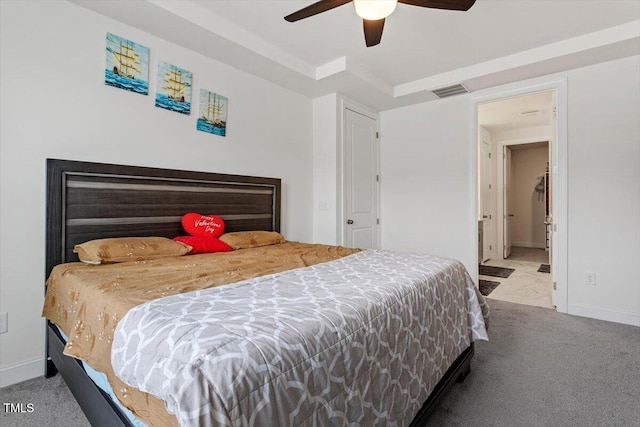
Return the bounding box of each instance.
[43,242,360,427]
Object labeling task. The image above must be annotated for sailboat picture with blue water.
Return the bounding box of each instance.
[197,89,228,137]
[105,33,149,95]
[155,62,192,114]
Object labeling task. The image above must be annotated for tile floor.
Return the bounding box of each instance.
[506,246,549,264]
[480,246,553,309]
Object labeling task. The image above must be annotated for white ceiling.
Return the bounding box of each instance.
[72,0,640,110]
[479,90,553,133]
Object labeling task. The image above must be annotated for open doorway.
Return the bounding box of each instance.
[501,141,550,263]
[477,91,555,309]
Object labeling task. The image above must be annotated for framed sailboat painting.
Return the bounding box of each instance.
[196,89,228,137]
[105,33,149,95]
[155,61,192,114]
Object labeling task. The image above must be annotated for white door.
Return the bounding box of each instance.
[344,108,379,249]
[545,164,555,305]
[480,138,493,262]
[550,96,558,307]
[503,146,513,258]
[545,151,552,266]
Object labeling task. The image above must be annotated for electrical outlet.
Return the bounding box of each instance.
[584,272,596,286]
[0,312,7,334]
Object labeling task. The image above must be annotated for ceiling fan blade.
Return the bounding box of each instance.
[398,0,476,11]
[284,0,352,22]
[363,18,385,47]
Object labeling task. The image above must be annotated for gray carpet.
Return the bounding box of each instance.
[428,299,640,427]
[0,370,90,427]
[1,299,639,427]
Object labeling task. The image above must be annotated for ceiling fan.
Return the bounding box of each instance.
[285,0,476,47]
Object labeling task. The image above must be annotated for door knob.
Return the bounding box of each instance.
[347,219,354,225]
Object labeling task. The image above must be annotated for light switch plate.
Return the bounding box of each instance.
[584,272,596,286]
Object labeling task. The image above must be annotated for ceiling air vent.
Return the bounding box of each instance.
[432,83,470,98]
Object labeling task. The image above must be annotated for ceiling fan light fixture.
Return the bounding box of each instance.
[353,0,398,20]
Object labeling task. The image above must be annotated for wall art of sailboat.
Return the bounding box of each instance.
[105,33,149,95]
[197,89,228,137]
[155,61,192,114]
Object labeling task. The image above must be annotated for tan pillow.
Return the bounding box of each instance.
[73,237,192,264]
[219,231,285,249]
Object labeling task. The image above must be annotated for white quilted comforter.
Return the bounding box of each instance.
[112,250,489,427]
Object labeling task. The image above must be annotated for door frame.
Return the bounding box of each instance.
[478,128,495,261]
[469,79,568,313]
[496,138,550,260]
[338,97,381,248]
[501,144,514,259]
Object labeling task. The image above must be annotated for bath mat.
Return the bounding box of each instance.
[479,279,500,296]
[537,264,551,273]
[479,265,515,278]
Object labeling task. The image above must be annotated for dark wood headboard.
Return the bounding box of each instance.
[46,159,281,277]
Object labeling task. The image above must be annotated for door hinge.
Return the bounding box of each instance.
[553,106,557,117]
[489,245,492,250]
[376,174,380,182]
[553,282,557,290]
[376,131,379,139]
[489,184,492,189]
[489,153,492,159]
[377,218,380,225]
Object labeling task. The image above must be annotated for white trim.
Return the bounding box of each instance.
[339,96,381,249]
[336,96,345,246]
[569,304,640,327]
[470,78,568,314]
[0,357,43,387]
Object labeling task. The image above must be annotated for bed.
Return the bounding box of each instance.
[43,158,488,427]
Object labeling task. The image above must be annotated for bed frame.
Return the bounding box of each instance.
[44,158,473,427]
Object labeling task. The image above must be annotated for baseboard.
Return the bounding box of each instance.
[513,241,546,249]
[569,304,640,327]
[0,357,43,387]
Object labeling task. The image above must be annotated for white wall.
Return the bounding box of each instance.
[381,55,640,327]
[493,125,552,143]
[312,94,340,245]
[380,97,475,275]
[567,56,640,324]
[511,145,549,248]
[0,0,313,386]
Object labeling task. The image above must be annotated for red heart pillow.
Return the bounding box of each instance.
[181,213,225,238]
[173,236,232,254]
